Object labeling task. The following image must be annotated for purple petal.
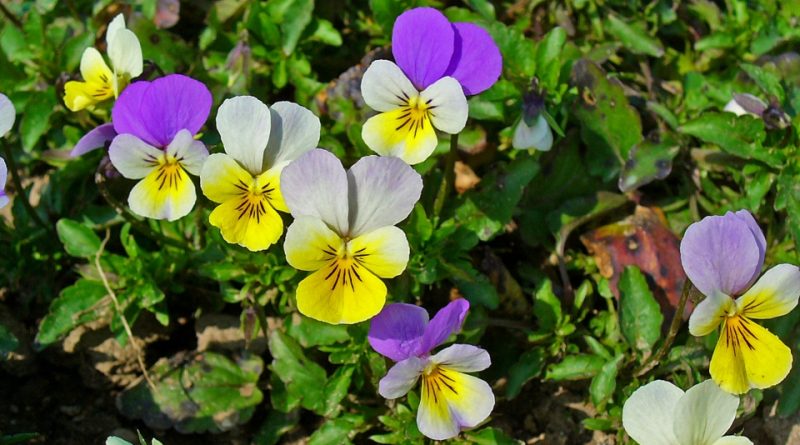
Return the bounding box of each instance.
[347,155,423,237]
[368,303,429,362]
[419,299,469,355]
[444,23,502,95]
[71,123,117,157]
[732,210,766,288]
[680,211,764,297]
[112,74,211,147]
[391,7,454,90]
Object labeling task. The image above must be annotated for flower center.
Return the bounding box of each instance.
[396,95,432,137]
[154,155,185,191]
[421,364,459,403]
[232,177,275,223]
[723,314,758,353]
[320,241,369,292]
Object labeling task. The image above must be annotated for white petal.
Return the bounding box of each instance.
[430,344,491,373]
[165,129,208,176]
[674,380,739,445]
[378,357,426,399]
[689,291,733,337]
[280,149,349,236]
[216,96,272,175]
[347,155,422,236]
[622,380,682,445]
[108,134,163,179]
[0,93,15,138]
[265,101,320,166]
[108,29,143,79]
[106,14,126,47]
[0,157,6,187]
[711,436,754,445]
[420,76,468,134]
[361,60,418,113]
[723,100,748,116]
[512,115,553,151]
[735,264,800,319]
[106,437,133,445]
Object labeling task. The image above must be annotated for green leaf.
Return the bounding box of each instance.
[533,279,561,332]
[505,348,545,398]
[308,413,365,445]
[268,0,314,55]
[269,330,328,413]
[619,266,664,354]
[286,315,349,347]
[589,354,623,408]
[35,280,107,348]
[741,63,785,102]
[322,365,354,416]
[545,354,605,381]
[56,218,102,258]
[118,352,263,433]
[463,427,523,445]
[618,136,680,192]
[606,14,664,57]
[440,259,499,309]
[679,112,780,166]
[20,88,57,152]
[254,410,299,445]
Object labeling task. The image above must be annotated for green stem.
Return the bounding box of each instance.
[252,299,271,342]
[2,140,50,232]
[432,133,459,226]
[94,165,190,250]
[635,279,692,377]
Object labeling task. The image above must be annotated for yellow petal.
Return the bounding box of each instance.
[736,264,800,319]
[348,226,409,278]
[258,164,289,213]
[64,80,113,112]
[200,153,256,203]
[710,316,792,394]
[418,366,494,440]
[361,108,438,165]
[128,161,196,221]
[208,194,284,252]
[284,216,345,272]
[295,260,386,324]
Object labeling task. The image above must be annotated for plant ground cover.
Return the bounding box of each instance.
[3,0,800,444]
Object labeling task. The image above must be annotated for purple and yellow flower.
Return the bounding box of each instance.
[623,380,753,445]
[281,149,422,324]
[368,300,495,440]
[107,74,212,221]
[65,14,143,111]
[681,210,800,394]
[200,96,320,251]
[360,7,502,165]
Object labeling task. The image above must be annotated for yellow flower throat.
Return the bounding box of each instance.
[321,241,370,292]
[422,364,459,403]
[232,177,275,223]
[395,95,434,137]
[153,155,185,191]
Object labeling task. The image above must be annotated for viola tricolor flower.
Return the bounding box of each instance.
[0,93,15,209]
[281,149,422,324]
[368,300,495,440]
[108,74,212,221]
[512,89,553,152]
[64,14,143,111]
[200,96,320,251]
[622,380,752,445]
[360,7,502,165]
[681,210,800,394]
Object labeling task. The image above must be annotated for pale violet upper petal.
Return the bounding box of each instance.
[108,134,163,179]
[216,96,272,175]
[419,76,468,134]
[265,101,321,166]
[361,60,419,113]
[0,157,7,191]
[512,114,553,151]
[0,93,16,138]
[430,344,490,373]
[621,380,683,445]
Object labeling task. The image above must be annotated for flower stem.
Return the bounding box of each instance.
[1,140,50,232]
[635,279,692,377]
[432,133,458,226]
[94,163,190,250]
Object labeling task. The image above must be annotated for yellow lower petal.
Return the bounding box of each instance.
[362,108,438,165]
[128,161,196,221]
[209,194,284,252]
[257,166,289,213]
[295,261,386,324]
[64,80,114,111]
[284,217,345,271]
[710,315,792,394]
[348,226,409,278]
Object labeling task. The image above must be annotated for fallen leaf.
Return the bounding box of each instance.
[455,161,481,194]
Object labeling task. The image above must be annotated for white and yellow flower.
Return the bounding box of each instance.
[200,96,320,251]
[64,14,143,111]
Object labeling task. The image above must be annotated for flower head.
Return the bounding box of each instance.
[681,210,800,394]
[368,300,495,440]
[64,14,143,111]
[200,96,320,251]
[281,149,422,324]
[0,93,14,138]
[622,380,752,445]
[360,8,502,165]
[512,89,552,151]
[108,75,212,221]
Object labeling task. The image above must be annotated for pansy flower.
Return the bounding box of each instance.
[108,75,212,221]
[368,300,495,440]
[65,14,143,111]
[360,7,502,165]
[622,379,753,445]
[681,210,800,394]
[200,96,320,251]
[512,89,553,152]
[0,93,15,209]
[281,149,422,324]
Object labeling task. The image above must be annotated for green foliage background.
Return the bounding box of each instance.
[2,0,800,443]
